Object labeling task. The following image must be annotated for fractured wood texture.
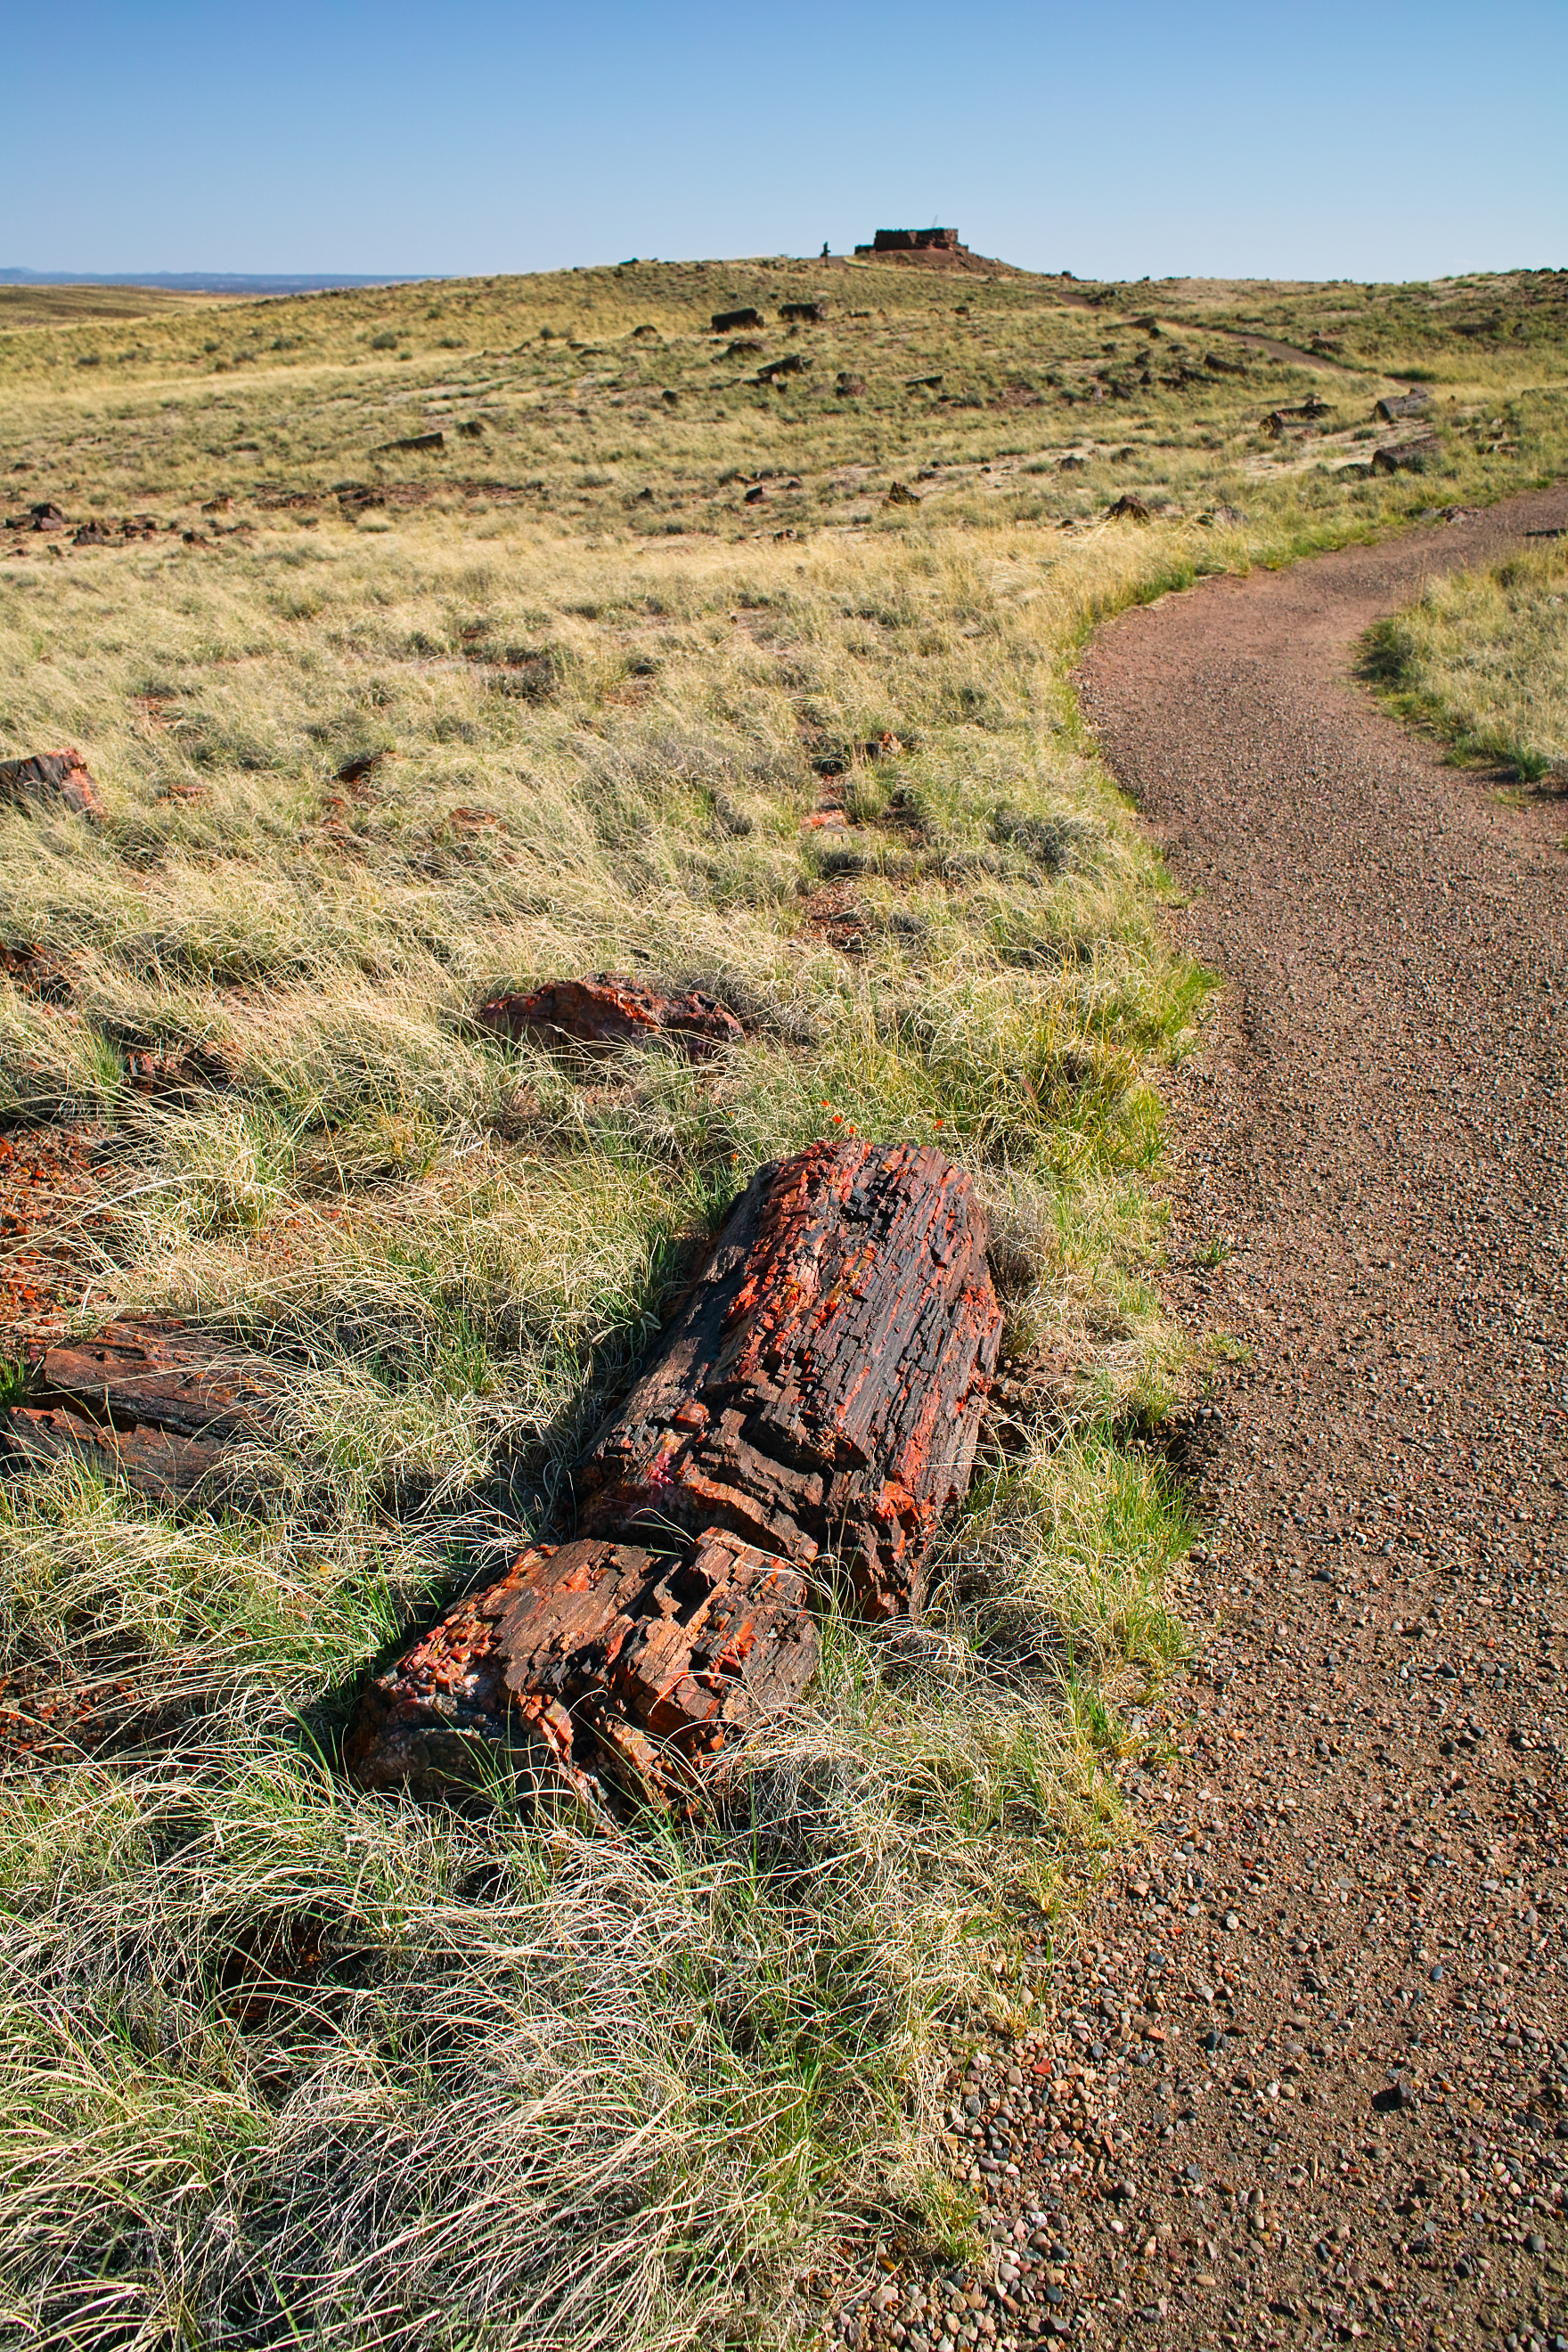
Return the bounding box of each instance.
[346,1527,817,1804]
[577,1137,1002,1619]
[477,974,743,1060]
[0,1319,284,1499]
[347,1138,1000,1808]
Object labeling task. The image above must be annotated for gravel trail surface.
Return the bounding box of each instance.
[838,491,1568,2352]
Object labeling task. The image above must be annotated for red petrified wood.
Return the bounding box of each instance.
[577,1137,1002,1619]
[476,975,743,1060]
[347,1139,1000,1806]
[345,1527,817,1804]
[0,747,104,821]
[1,1319,283,1500]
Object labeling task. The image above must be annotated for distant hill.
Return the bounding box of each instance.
[0,267,440,296]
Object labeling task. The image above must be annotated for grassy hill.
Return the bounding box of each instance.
[0,255,1563,2348]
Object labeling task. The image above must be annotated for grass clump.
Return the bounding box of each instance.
[1363,535,1568,780]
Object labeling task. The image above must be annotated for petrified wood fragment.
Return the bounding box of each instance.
[345,1527,817,1804]
[0,1403,230,1501]
[0,747,103,821]
[476,975,743,1060]
[577,1138,1001,1619]
[1,1319,285,1502]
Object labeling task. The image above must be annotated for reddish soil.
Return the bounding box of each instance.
[831,488,1568,2352]
[0,1126,110,1343]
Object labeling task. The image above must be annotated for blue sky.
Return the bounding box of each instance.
[7,0,1565,283]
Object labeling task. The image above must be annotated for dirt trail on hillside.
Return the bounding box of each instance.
[1038,489,1568,2347]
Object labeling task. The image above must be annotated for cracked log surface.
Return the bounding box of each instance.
[345,1528,818,1804]
[578,1137,1001,1619]
[348,1138,1000,1804]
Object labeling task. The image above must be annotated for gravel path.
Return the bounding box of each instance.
[837,491,1568,2352]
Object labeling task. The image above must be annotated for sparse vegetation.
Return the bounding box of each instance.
[1,253,1563,2347]
[1363,533,1568,780]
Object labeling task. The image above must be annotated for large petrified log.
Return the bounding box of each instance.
[577,1138,1002,1620]
[347,1139,1000,1807]
[1,1319,284,1499]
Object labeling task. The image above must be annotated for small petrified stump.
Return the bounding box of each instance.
[476,975,744,1060]
[346,1525,817,1804]
[0,747,103,821]
[578,1138,1001,1618]
[1,1319,283,1500]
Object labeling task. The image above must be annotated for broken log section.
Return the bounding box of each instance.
[345,1526,818,1805]
[0,1319,284,1500]
[348,1138,1000,1806]
[0,747,103,821]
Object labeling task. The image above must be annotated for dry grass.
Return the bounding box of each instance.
[1363,534,1568,779]
[1,254,1564,2348]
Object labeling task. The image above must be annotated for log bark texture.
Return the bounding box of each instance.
[347,1137,1000,1806]
[0,747,103,821]
[346,1527,817,1805]
[578,1138,1001,1619]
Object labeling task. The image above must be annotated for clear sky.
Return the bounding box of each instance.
[7,0,1565,284]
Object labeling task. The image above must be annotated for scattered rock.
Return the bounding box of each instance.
[335,748,388,785]
[200,494,232,514]
[475,975,744,1060]
[780,301,825,323]
[1375,389,1431,421]
[1107,494,1152,522]
[3,502,69,534]
[0,747,104,821]
[1371,437,1441,475]
[904,374,943,390]
[886,481,920,507]
[834,372,867,396]
[711,307,764,333]
[372,431,445,455]
[756,354,812,382]
[455,418,485,439]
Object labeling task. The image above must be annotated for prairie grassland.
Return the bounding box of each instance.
[0,257,1564,2349]
[1364,533,1568,778]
